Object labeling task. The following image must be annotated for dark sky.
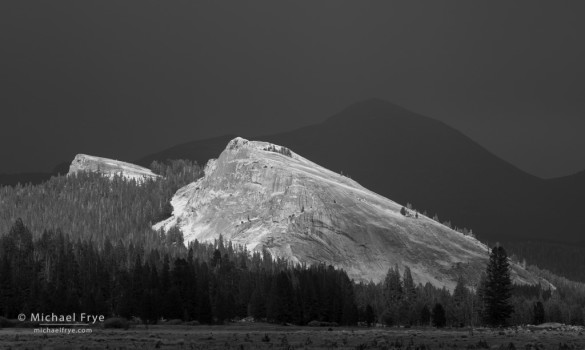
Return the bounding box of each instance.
[1,1,584,178]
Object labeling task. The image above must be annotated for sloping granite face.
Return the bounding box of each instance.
[68,154,160,181]
[155,137,547,290]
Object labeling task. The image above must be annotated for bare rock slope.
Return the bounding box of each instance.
[155,137,545,289]
[68,154,160,181]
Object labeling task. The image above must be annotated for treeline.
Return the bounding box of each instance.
[354,259,585,328]
[354,263,487,328]
[0,219,357,325]
[506,240,585,283]
[263,145,292,157]
[3,218,585,327]
[1,162,585,327]
[0,159,203,249]
[517,265,585,325]
[401,202,585,285]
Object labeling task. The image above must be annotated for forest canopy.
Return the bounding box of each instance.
[1,160,584,327]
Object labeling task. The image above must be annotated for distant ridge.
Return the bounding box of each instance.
[3,99,583,243]
[138,99,585,243]
[137,134,238,170]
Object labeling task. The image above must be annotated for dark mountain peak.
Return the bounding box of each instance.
[326,98,430,125]
[128,99,582,243]
[349,97,407,110]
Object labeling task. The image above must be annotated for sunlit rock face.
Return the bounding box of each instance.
[155,137,546,290]
[68,154,160,182]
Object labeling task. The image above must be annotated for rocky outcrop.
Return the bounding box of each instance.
[68,154,160,182]
[154,137,548,290]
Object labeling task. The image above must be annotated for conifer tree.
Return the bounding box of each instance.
[365,304,375,326]
[452,276,469,327]
[248,285,266,320]
[402,267,417,304]
[483,245,514,327]
[0,255,13,317]
[382,265,402,325]
[197,262,213,324]
[383,265,403,306]
[401,266,417,324]
[420,304,431,326]
[533,301,545,325]
[475,272,487,325]
[432,303,446,328]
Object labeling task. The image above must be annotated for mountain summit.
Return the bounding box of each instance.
[154,137,544,290]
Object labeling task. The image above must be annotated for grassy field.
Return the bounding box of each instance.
[1,323,584,349]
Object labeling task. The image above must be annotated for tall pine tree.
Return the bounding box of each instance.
[452,275,469,327]
[483,245,514,327]
[382,265,402,326]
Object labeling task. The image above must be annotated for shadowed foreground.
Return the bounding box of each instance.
[1,323,584,350]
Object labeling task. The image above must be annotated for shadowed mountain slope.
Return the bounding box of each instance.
[139,99,585,243]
